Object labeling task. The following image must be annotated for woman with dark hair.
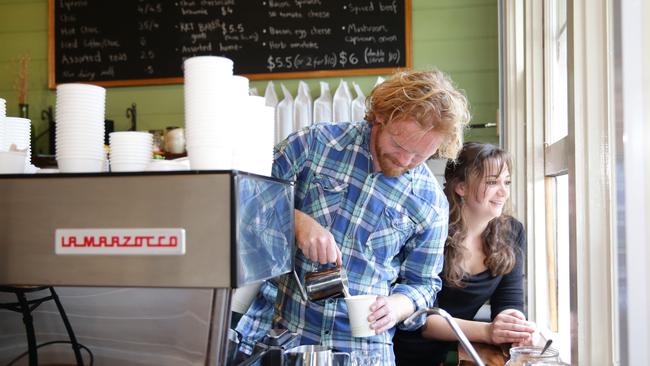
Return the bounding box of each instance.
[393,142,537,365]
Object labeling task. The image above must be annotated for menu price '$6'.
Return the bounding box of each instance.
[266,51,359,72]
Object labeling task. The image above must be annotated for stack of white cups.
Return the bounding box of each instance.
[0,117,32,169]
[258,105,275,176]
[55,83,106,172]
[232,96,274,176]
[231,75,250,97]
[109,132,153,172]
[184,56,236,170]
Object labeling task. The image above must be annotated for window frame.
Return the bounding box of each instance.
[501,0,618,364]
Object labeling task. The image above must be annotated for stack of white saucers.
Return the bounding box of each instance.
[0,117,32,169]
[109,131,153,172]
[184,56,242,170]
[55,83,106,172]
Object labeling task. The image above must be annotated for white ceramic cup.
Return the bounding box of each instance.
[345,295,377,337]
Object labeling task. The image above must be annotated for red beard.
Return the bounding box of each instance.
[375,144,415,177]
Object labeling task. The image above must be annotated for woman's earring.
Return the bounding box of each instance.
[460,196,465,205]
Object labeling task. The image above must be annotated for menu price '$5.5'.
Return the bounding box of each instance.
[266,51,359,72]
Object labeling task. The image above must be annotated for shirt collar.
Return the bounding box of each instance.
[316,122,371,152]
[317,121,417,183]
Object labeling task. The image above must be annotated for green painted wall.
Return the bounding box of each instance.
[0,0,498,154]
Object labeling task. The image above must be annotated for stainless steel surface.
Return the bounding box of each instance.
[299,266,350,302]
[403,307,485,366]
[540,339,553,355]
[0,287,215,366]
[0,171,294,288]
[284,345,349,366]
[293,268,309,301]
[226,328,240,365]
[0,171,295,366]
[207,288,232,366]
[242,328,300,366]
[0,173,230,287]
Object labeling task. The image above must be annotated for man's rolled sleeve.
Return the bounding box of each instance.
[391,213,448,331]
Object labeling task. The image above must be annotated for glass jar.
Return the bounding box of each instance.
[504,346,560,366]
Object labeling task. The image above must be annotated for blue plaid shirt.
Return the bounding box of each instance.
[236,122,448,364]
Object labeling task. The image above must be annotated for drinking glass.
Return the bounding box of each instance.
[350,350,381,366]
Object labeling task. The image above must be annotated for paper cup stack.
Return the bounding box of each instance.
[109,131,153,172]
[0,117,32,171]
[55,83,106,173]
[232,95,274,176]
[230,75,250,97]
[184,56,274,175]
[184,56,237,170]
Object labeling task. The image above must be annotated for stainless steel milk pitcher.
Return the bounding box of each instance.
[293,265,350,302]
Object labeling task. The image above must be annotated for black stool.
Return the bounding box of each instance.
[0,286,84,366]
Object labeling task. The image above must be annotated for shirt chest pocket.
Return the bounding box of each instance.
[366,206,416,265]
[303,174,348,228]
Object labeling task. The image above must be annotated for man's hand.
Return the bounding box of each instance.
[488,309,536,345]
[367,294,414,334]
[295,210,342,265]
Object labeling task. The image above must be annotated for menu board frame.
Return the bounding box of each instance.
[47,0,412,88]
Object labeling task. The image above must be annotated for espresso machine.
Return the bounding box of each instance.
[0,170,295,365]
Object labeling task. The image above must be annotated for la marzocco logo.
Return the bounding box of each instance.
[55,228,186,255]
[60,235,179,248]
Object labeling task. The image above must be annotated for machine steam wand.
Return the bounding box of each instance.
[403,307,486,366]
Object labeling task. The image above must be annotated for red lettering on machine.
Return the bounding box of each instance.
[55,228,185,255]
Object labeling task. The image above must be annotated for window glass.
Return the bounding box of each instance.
[554,174,571,361]
[544,0,571,361]
[548,0,568,144]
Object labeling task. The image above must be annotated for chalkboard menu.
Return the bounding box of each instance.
[48,0,412,88]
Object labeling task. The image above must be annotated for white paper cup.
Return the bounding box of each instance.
[57,83,106,95]
[345,295,377,337]
[0,151,26,174]
[57,157,104,173]
[187,146,232,170]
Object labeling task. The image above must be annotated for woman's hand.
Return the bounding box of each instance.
[488,309,536,345]
[368,294,414,334]
[295,210,342,265]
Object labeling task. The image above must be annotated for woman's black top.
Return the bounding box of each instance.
[393,218,526,365]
